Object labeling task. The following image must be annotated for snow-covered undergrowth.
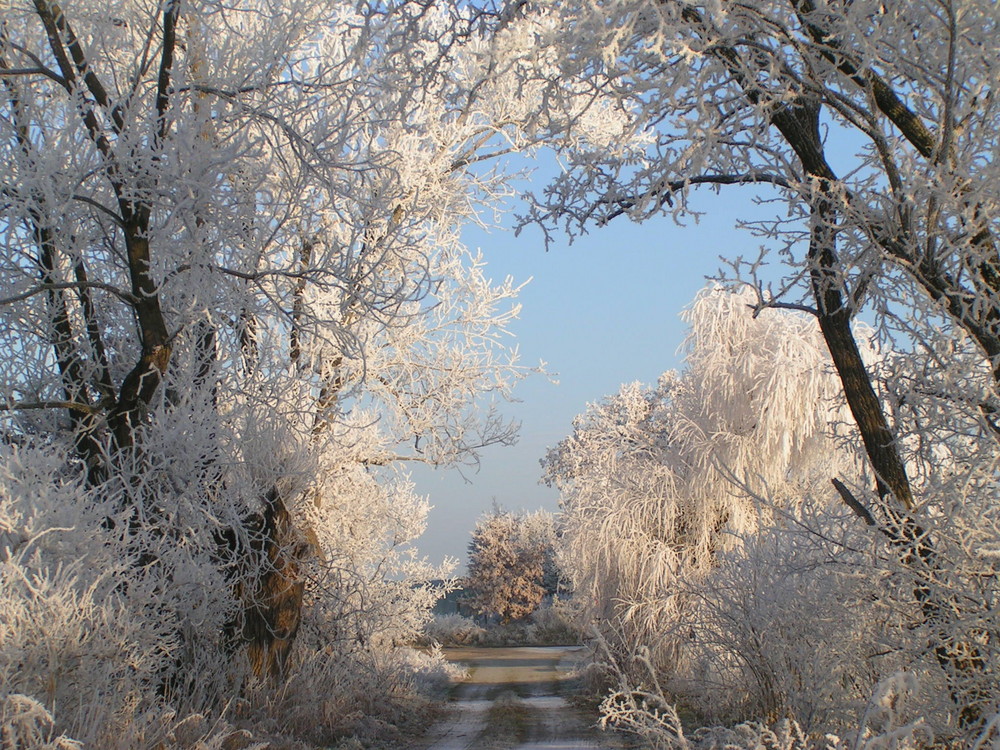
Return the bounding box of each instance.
[600,668,936,750]
[421,598,583,648]
[524,598,584,645]
[421,614,488,646]
[0,438,453,748]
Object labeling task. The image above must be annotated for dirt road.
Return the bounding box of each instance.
[415,646,620,750]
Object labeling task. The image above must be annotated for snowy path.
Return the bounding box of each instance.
[413,646,620,750]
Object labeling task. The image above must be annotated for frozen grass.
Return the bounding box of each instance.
[600,666,937,750]
[0,441,457,749]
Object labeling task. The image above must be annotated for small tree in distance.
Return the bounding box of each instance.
[464,507,557,624]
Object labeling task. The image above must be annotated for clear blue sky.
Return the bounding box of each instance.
[410,177,779,571]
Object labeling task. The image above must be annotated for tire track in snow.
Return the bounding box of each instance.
[416,646,619,750]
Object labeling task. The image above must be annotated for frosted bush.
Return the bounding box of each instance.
[525,598,584,645]
[400,644,469,692]
[0,443,203,746]
[422,600,581,647]
[0,311,458,746]
[239,640,457,744]
[0,416,453,747]
[600,660,933,750]
[682,506,905,730]
[423,614,487,646]
[154,713,265,750]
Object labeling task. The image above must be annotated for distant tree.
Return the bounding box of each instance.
[464,508,557,623]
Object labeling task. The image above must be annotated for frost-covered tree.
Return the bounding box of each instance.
[464,508,557,623]
[506,0,1000,736]
[0,1,626,744]
[519,0,1000,498]
[546,289,960,735]
[546,287,863,665]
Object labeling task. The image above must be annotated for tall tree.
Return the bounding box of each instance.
[0,1,619,743]
[545,287,862,666]
[507,0,1000,726]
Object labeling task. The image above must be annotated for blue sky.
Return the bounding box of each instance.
[410,176,780,570]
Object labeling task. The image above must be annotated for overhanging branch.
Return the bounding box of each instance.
[600,172,792,223]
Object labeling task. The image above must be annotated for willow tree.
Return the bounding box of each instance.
[545,287,863,667]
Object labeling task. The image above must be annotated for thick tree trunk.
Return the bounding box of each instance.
[772,97,985,727]
[223,488,307,681]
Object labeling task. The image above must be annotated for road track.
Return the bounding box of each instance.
[416,646,620,750]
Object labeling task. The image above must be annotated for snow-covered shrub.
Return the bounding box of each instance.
[525,597,584,645]
[152,713,265,750]
[422,614,487,646]
[238,639,453,745]
[681,507,905,730]
[0,442,228,747]
[0,418,455,746]
[599,653,932,750]
[400,644,469,693]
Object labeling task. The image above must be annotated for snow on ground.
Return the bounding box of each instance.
[413,646,619,750]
